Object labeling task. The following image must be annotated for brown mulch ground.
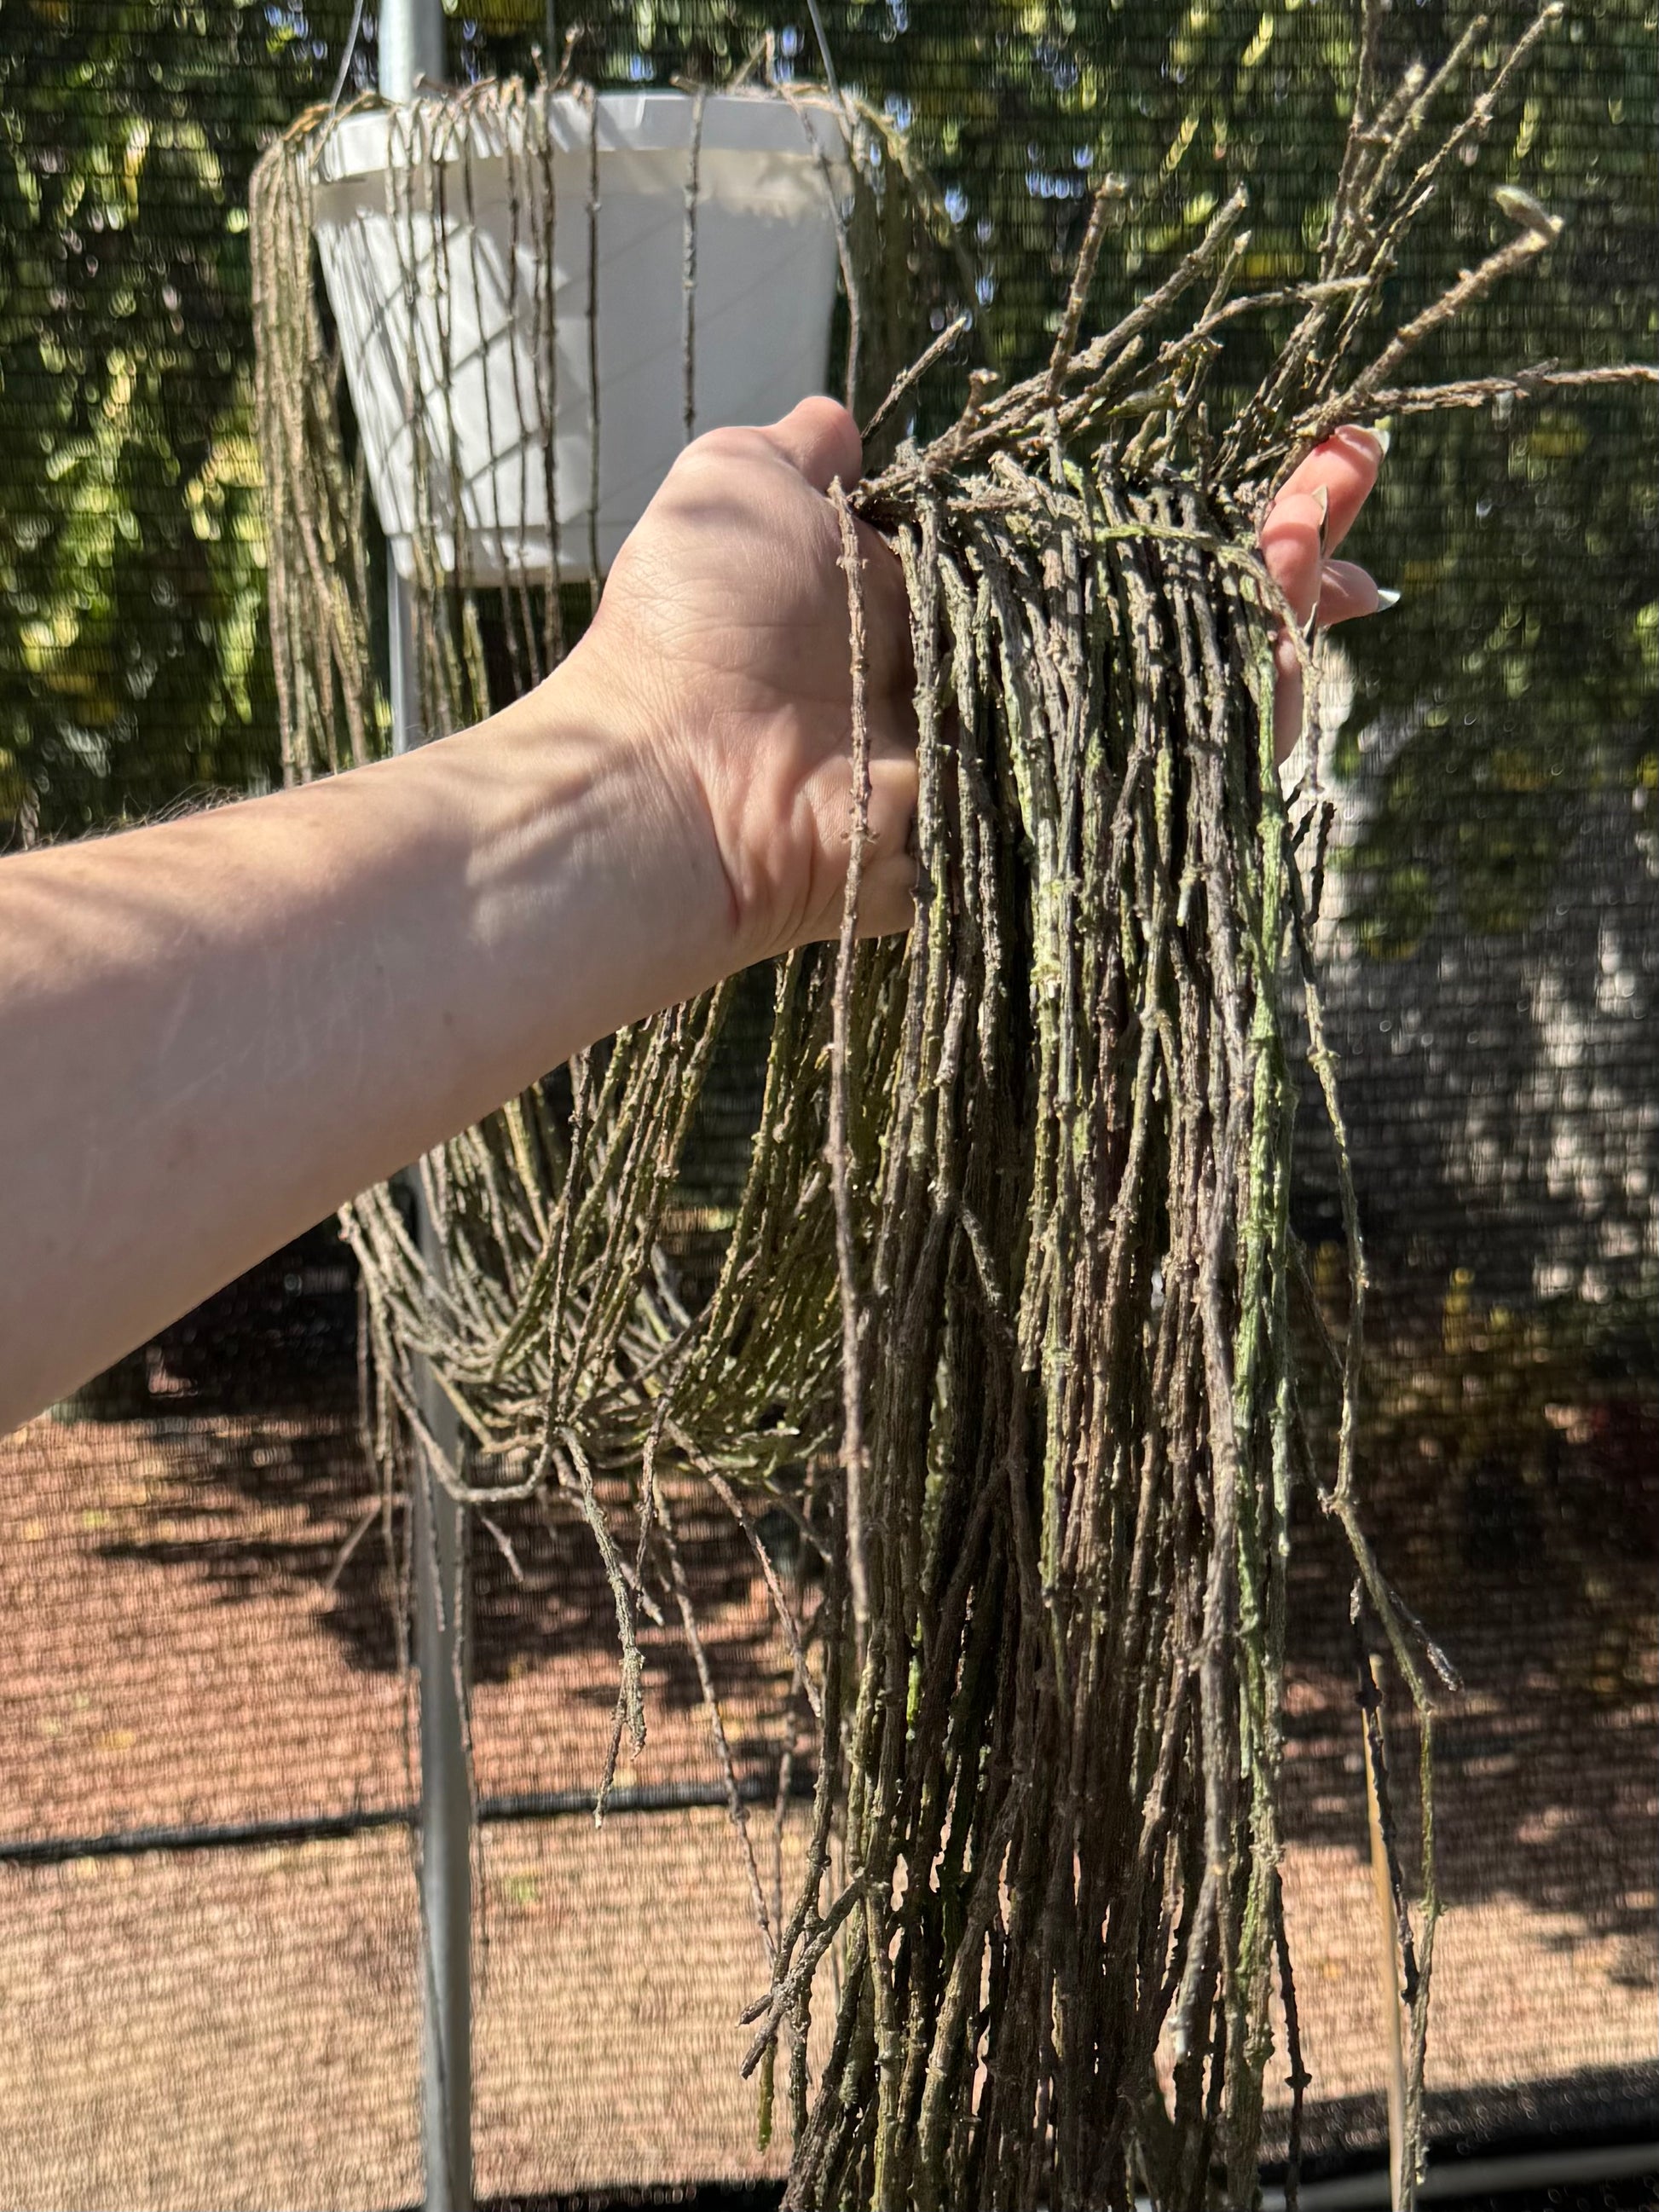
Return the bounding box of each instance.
[2,1383,1654,2208]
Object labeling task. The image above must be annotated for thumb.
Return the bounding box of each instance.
[759,396,864,496]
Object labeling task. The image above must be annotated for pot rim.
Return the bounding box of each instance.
[310,85,849,186]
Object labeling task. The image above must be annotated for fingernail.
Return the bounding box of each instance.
[1371,421,1392,457]
[1311,482,1329,523]
[1373,586,1402,610]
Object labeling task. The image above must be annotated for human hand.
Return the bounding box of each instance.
[563,406,1390,987]
[564,396,919,969]
[1258,424,1392,761]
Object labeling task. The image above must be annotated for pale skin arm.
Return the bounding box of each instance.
[0,401,1384,1432]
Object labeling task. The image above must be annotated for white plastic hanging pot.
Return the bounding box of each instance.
[310,89,851,582]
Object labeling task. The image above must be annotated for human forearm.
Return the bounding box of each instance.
[0,655,731,1430]
[0,395,1384,1434]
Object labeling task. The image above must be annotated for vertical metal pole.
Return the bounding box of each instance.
[379,15,462,2207]
[1361,1648,1408,2212]
[390,555,472,2212]
[379,0,446,105]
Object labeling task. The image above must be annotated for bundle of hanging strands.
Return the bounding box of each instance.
[252,13,1655,2209]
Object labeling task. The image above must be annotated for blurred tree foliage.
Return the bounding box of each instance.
[1323,12,1656,956]
[0,0,358,832]
[1,0,1652,954]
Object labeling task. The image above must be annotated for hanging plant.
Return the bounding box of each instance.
[251,13,1654,2208]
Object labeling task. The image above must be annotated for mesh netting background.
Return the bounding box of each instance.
[1,2,1654,2204]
